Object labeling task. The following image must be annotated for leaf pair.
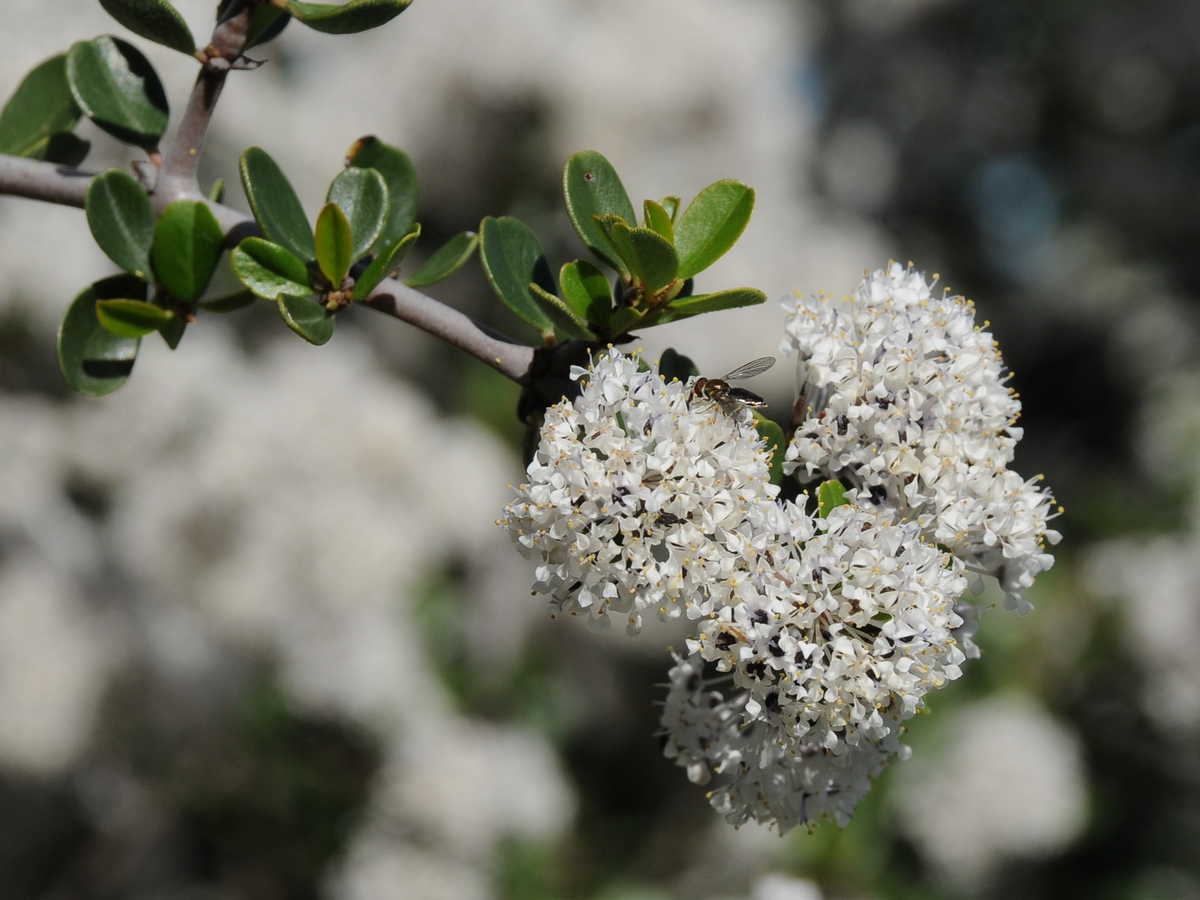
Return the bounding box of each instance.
[86,168,224,305]
[96,0,415,55]
[74,169,232,368]
[477,150,765,345]
[478,217,616,343]
[235,143,425,345]
[563,151,756,284]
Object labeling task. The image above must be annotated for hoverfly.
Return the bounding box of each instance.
[691,356,776,418]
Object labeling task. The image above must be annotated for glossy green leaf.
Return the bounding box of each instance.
[96,298,172,337]
[284,0,412,34]
[753,412,786,486]
[231,238,313,300]
[602,218,678,294]
[314,203,354,285]
[208,177,225,203]
[152,199,225,302]
[0,54,82,158]
[658,196,680,223]
[657,347,698,383]
[528,283,594,341]
[404,231,478,288]
[199,289,257,312]
[558,260,612,327]
[66,36,169,150]
[643,199,674,242]
[346,136,418,250]
[479,216,554,334]
[239,146,315,262]
[57,275,144,396]
[99,0,195,54]
[818,480,849,518]
[655,287,767,325]
[674,180,755,280]
[85,168,154,279]
[278,295,335,345]
[326,166,388,261]
[562,150,637,274]
[353,225,420,300]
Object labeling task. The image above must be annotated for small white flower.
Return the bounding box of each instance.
[782,262,1060,610]
[500,349,778,631]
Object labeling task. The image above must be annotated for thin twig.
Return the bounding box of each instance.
[364,286,534,381]
[156,69,227,200]
[156,3,256,199]
[0,153,536,382]
[0,154,91,207]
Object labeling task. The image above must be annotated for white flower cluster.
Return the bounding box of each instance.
[693,505,967,746]
[504,346,983,832]
[500,349,778,632]
[661,504,965,831]
[661,655,906,830]
[782,262,1060,612]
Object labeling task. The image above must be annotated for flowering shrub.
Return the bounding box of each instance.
[0,0,1057,840]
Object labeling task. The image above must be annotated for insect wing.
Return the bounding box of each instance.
[721,356,775,381]
[724,386,768,408]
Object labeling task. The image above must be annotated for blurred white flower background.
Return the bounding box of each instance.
[2,0,1199,897]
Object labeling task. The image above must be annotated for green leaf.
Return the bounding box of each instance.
[0,54,82,159]
[85,168,154,279]
[674,180,755,280]
[602,218,678,294]
[326,166,388,261]
[159,314,186,349]
[284,0,412,34]
[753,412,786,486]
[478,216,554,335]
[66,36,169,150]
[654,287,767,325]
[528,283,595,341]
[96,298,173,337]
[239,146,315,262]
[658,347,698,383]
[606,305,645,338]
[314,203,354,285]
[643,199,674,242]
[57,275,144,396]
[99,0,195,54]
[152,199,225,302]
[231,238,313,300]
[404,231,477,288]
[199,289,256,312]
[208,177,225,203]
[353,224,420,300]
[278,295,335,345]
[817,480,849,518]
[563,150,637,274]
[558,260,612,327]
[658,196,680,223]
[346,136,418,250]
[246,6,292,47]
